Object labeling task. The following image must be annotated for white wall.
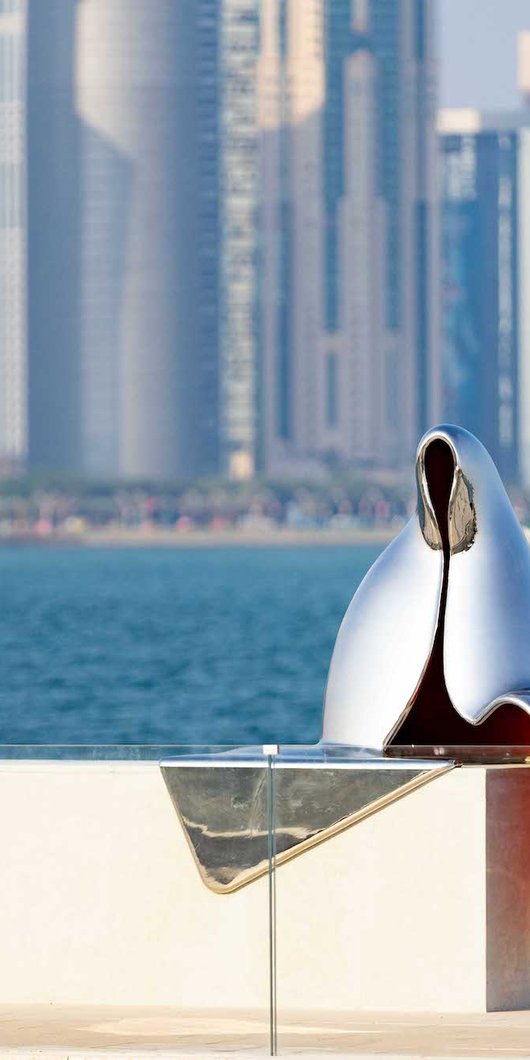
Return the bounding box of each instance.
[0,761,498,1012]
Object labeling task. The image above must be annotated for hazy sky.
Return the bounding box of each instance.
[439,0,530,110]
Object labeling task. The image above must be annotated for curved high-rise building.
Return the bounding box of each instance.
[27,0,204,479]
[76,0,196,479]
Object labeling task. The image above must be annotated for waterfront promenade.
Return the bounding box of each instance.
[2,1006,530,1056]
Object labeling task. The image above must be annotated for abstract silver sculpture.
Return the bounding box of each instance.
[163,425,530,900]
[323,424,530,750]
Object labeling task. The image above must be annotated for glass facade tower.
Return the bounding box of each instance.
[220,0,260,478]
[0,0,26,469]
[260,0,440,475]
[441,130,519,482]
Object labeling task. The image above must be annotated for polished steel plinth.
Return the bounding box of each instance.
[157,755,530,1013]
[161,747,454,894]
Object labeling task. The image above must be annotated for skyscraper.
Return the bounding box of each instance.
[439,119,519,482]
[27,0,82,474]
[260,0,440,476]
[515,33,530,491]
[27,0,213,480]
[439,38,530,489]
[518,125,530,489]
[0,0,26,470]
[219,0,260,480]
[258,0,325,475]
[76,0,198,479]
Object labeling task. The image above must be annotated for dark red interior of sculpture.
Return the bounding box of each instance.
[390,438,530,748]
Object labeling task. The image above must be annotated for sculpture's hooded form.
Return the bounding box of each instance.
[323,425,530,750]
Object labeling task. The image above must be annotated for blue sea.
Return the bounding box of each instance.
[0,545,380,748]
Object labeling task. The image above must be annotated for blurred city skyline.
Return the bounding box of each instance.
[1,0,530,493]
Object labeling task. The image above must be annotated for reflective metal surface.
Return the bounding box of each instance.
[323,425,530,750]
[161,748,453,893]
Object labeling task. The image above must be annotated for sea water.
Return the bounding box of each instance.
[0,545,380,746]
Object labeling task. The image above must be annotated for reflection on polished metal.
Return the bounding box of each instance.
[161,425,530,897]
[323,425,530,750]
[161,749,453,893]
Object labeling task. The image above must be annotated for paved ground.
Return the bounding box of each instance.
[1,1007,530,1058]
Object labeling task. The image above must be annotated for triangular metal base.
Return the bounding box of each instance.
[161,750,453,893]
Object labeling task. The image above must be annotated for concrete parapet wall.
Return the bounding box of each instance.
[0,761,526,1013]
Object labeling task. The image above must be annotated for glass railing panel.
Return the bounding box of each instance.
[272,743,530,1052]
[267,747,278,1055]
[0,743,240,760]
[272,743,456,1053]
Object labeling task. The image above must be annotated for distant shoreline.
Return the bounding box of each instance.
[0,526,398,549]
[3,523,530,548]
